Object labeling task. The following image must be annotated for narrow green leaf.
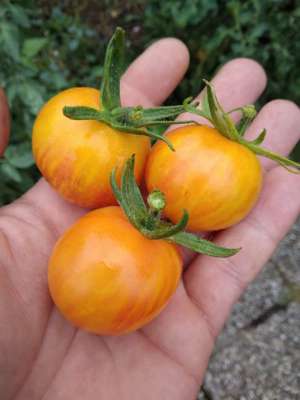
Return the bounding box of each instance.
[63,106,105,121]
[100,27,125,111]
[170,231,240,257]
[250,129,267,145]
[201,88,212,119]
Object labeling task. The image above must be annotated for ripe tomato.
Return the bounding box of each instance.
[0,89,10,156]
[32,88,150,208]
[48,206,182,335]
[145,125,262,231]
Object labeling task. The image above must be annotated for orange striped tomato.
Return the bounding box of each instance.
[48,206,182,335]
[32,87,150,208]
[145,125,262,231]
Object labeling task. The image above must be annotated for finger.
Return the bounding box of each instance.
[184,164,300,339]
[121,38,189,107]
[0,88,10,156]
[244,100,300,170]
[176,57,267,125]
[2,38,190,232]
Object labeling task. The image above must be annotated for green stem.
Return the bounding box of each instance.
[243,140,300,172]
[187,80,300,173]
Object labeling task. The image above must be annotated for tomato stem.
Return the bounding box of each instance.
[62,28,197,151]
[187,80,300,173]
[110,156,240,257]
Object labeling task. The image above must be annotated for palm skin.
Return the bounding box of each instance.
[1,39,300,400]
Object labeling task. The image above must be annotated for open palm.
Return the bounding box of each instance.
[1,39,300,400]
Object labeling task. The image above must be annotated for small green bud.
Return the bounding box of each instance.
[147,190,166,212]
[242,104,257,119]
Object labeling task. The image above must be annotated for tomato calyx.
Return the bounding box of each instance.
[185,81,300,173]
[110,155,240,258]
[62,27,195,151]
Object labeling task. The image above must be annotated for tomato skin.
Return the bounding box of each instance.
[145,125,263,231]
[0,89,10,156]
[48,207,182,335]
[32,88,150,208]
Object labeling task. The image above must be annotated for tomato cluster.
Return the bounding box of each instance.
[32,28,299,335]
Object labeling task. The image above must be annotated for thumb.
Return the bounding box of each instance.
[0,88,10,156]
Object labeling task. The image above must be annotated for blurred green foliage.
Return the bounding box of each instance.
[0,0,299,205]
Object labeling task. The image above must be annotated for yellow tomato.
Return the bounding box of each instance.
[145,125,262,231]
[48,206,182,335]
[32,88,150,208]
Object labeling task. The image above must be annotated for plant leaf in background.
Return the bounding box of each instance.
[22,37,48,59]
[0,162,22,183]
[6,2,30,28]
[4,143,34,169]
[0,21,20,62]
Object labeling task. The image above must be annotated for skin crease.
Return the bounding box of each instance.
[32,87,150,208]
[48,207,182,335]
[145,125,263,231]
[1,38,300,400]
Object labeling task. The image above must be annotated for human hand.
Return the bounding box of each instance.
[1,39,300,400]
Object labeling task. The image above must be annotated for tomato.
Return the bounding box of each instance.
[48,206,182,335]
[0,88,10,156]
[145,125,262,231]
[32,88,150,208]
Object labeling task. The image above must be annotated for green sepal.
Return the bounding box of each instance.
[63,106,107,121]
[110,155,240,257]
[201,89,212,120]
[169,231,240,258]
[108,122,176,150]
[205,80,240,141]
[249,129,266,145]
[100,27,124,111]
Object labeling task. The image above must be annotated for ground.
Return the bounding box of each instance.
[199,220,300,399]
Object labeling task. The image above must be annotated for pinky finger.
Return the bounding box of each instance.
[0,89,10,156]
